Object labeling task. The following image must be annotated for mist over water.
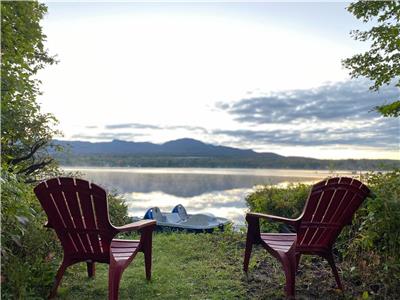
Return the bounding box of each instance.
[65,168,348,225]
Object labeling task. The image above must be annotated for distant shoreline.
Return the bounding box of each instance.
[61,166,364,178]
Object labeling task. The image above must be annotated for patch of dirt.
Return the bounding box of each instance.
[241,252,390,300]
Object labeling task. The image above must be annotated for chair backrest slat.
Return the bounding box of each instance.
[36,180,79,253]
[34,177,116,260]
[73,179,101,254]
[297,177,370,249]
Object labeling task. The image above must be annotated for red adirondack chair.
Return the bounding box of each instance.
[34,177,156,300]
[243,177,370,298]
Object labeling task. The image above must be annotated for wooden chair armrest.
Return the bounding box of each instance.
[115,220,156,233]
[246,212,300,227]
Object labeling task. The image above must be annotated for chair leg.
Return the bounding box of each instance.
[108,264,124,300]
[243,217,260,273]
[140,226,154,281]
[325,252,343,290]
[48,260,69,299]
[243,231,253,273]
[143,235,153,281]
[282,254,296,299]
[87,261,95,278]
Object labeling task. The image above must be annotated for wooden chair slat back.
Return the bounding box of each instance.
[34,177,115,258]
[297,177,370,248]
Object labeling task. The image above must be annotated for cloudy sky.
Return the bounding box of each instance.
[38,1,399,159]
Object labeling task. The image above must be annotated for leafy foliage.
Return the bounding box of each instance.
[0,3,114,298]
[0,2,63,297]
[1,1,61,181]
[245,183,309,232]
[342,170,400,296]
[343,1,400,117]
[107,192,131,226]
[1,170,61,299]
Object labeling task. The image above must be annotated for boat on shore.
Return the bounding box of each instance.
[143,204,230,232]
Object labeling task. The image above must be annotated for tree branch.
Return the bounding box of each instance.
[9,139,48,166]
[17,158,53,176]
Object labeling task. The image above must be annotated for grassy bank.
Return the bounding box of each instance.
[55,231,250,299]
[51,230,387,300]
[3,171,398,299]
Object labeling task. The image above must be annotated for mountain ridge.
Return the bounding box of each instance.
[53,138,283,158]
[52,138,399,170]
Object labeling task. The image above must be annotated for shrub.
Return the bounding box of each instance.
[1,170,60,299]
[245,183,310,232]
[343,170,400,296]
[107,191,130,226]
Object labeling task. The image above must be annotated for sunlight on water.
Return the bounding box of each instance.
[123,188,251,224]
[64,167,355,225]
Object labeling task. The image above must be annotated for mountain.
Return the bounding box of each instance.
[53,138,282,158]
[52,138,399,170]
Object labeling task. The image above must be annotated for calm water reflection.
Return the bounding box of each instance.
[64,168,349,225]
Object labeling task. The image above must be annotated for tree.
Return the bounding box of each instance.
[343,1,400,117]
[1,2,61,180]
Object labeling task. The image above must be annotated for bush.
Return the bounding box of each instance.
[1,170,60,299]
[107,191,130,226]
[343,170,400,296]
[245,183,310,232]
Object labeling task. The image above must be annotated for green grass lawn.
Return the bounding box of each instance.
[53,231,375,299]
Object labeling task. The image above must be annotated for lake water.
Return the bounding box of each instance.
[63,167,355,225]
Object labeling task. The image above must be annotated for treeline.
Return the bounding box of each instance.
[54,153,400,170]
